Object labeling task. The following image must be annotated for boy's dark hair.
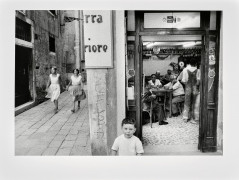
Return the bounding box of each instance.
[51,66,57,70]
[121,117,136,128]
[151,74,156,77]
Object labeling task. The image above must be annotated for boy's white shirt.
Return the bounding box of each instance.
[112,134,144,156]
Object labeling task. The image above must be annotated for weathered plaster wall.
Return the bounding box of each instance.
[23,11,67,100]
[143,55,179,76]
[62,10,85,84]
[62,10,78,81]
[87,11,122,155]
[87,69,108,155]
[115,11,126,137]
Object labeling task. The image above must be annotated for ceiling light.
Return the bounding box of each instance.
[183,41,201,48]
[146,42,155,48]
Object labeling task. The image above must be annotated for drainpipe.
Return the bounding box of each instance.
[79,10,84,72]
[74,10,80,69]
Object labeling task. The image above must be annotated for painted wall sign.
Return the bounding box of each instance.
[179,61,185,68]
[208,68,216,78]
[208,37,217,96]
[209,41,216,65]
[83,10,113,68]
[144,12,200,29]
[128,69,135,77]
[209,55,216,65]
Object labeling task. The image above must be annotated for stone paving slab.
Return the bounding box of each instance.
[15,91,91,156]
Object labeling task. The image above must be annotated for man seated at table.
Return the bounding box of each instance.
[161,69,172,85]
[143,74,168,125]
[148,74,163,90]
[164,76,185,117]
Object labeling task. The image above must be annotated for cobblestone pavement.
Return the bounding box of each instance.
[142,115,199,146]
[15,91,91,156]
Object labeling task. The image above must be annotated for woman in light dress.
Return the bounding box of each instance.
[46,66,62,113]
[66,69,85,113]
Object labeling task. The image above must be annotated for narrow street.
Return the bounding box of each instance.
[15,91,91,156]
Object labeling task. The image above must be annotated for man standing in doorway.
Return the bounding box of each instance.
[181,58,200,124]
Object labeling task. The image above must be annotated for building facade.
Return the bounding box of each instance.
[62,10,85,81]
[15,10,85,113]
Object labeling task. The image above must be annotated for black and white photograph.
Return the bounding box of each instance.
[14,10,223,156]
[1,0,239,179]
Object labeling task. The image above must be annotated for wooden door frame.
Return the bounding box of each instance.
[128,11,221,151]
[199,11,221,152]
[134,13,143,138]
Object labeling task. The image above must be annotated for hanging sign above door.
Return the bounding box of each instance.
[83,10,113,68]
[144,12,200,29]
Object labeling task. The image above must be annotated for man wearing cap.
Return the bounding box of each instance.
[164,75,185,117]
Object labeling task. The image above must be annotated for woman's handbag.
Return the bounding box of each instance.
[81,89,86,100]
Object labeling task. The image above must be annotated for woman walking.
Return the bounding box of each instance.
[67,69,85,113]
[46,66,62,113]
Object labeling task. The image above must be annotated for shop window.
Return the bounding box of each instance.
[49,35,55,53]
[15,17,31,42]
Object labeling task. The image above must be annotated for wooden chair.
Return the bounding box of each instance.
[142,74,153,128]
[142,100,153,128]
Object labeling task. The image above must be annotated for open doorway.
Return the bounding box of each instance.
[141,35,202,154]
[15,45,32,107]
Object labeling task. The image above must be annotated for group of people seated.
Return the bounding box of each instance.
[143,57,200,125]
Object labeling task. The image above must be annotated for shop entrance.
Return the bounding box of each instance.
[126,11,221,153]
[141,35,202,154]
[15,45,32,107]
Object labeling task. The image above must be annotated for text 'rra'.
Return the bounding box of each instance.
[85,15,103,23]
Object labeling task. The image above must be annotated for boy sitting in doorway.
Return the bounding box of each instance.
[111,118,144,156]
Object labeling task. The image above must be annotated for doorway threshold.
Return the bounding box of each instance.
[143,144,222,156]
[15,101,36,116]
